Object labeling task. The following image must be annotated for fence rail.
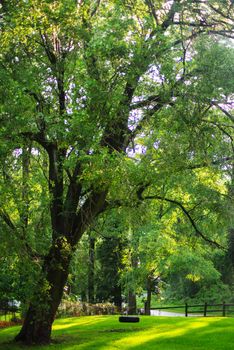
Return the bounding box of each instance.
[150,302,234,317]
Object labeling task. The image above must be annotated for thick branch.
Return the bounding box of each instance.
[21,131,53,152]
[39,32,57,65]
[70,190,108,246]
[0,208,15,230]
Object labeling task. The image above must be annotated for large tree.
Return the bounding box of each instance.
[0,0,234,344]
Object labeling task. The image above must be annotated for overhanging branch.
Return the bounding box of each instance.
[211,102,234,123]
[137,190,225,249]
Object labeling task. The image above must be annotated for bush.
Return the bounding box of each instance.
[57,300,117,318]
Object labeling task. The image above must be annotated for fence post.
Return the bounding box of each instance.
[185,303,188,317]
[204,302,207,317]
[223,301,226,317]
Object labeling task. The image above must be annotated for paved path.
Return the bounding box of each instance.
[150,310,202,317]
[150,310,184,317]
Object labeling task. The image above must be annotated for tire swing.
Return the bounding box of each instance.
[119,316,140,323]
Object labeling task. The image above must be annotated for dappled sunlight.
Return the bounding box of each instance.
[53,316,109,331]
[1,316,234,350]
[109,317,234,350]
[0,325,20,335]
[52,316,233,350]
[111,317,212,349]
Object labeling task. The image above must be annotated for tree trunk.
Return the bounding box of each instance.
[88,235,95,304]
[224,165,234,284]
[145,287,152,315]
[15,189,107,345]
[113,285,122,312]
[128,291,136,315]
[128,247,137,315]
[223,229,234,284]
[15,238,72,344]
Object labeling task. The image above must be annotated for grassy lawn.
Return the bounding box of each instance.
[1,315,234,350]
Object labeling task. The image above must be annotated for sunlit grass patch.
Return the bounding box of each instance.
[1,316,234,349]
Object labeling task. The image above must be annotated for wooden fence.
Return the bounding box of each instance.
[150,302,234,317]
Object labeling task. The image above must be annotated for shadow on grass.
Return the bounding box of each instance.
[109,317,234,350]
[1,316,234,350]
[53,317,234,350]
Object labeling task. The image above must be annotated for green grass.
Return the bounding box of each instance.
[1,315,234,350]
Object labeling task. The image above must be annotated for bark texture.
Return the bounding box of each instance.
[128,291,137,315]
[15,241,72,344]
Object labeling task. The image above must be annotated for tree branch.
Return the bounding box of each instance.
[144,0,159,26]
[137,190,225,249]
[188,156,234,170]
[211,102,234,123]
[70,190,108,245]
[0,209,15,230]
[21,131,53,153]
[90,0,101,17]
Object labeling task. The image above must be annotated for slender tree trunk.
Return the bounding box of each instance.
[88,235,95,304]
[128,247,137,315]
[113,238,123,312]
[145,283,152,315]
[15,238,72,344]
[223,164,234,284]
[113,285,122,312]
[81,291,87,302]
[227,228,234,282]
[128,291,136,315]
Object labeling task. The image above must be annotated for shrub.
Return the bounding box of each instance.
[57,300,117,318]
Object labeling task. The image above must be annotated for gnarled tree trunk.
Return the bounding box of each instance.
[15,239,72,344]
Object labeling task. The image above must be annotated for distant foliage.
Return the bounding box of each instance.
[0,320,22,329]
